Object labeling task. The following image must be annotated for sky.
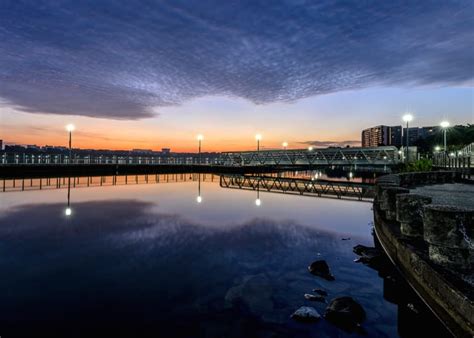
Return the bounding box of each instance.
[0,1,473,152]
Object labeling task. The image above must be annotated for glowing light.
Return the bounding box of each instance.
[402,114,413,122]
[308,146,313,151]
[196,196,202,203]
[255,198,261,206]
[349,172,353,178]
[197,134,204,141]
[440,121,450,128]
[65,207,72,216]
[282,141,288,148]
[66,124,75,132]
[255,134,262,141]
[434,146,441,152]
[449,152,455,157]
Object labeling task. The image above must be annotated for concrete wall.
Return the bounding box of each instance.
[374,171,473,337]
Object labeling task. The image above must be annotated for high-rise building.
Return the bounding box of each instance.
[361,125,402,147]
[402,126,440,146]
[0,139,3,150]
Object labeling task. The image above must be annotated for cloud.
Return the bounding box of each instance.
[300,140,361,148]
[0,1,472,119]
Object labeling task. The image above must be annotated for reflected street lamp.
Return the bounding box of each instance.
[66,124,75,164]
[197,134,203,164]
[255,134,262,152]
[255,178,261,206]
[402,114,413,162]
[196,173,202,203]
[65,177,72,216]
[440,121,449,152]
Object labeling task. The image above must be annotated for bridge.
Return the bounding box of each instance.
[217,146,400,167]
[1,146,400,167]
[219,174,375,201]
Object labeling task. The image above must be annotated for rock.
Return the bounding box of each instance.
[325,297,366,331]
[353,244,380,257]
[308,260,335,281]
[291,306,321,322]
[352,244,388,269]
[304,293,327,303]
[313,288,328,296]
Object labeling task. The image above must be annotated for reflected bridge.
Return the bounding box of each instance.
[217,146,400,167]
[220,174,375,201]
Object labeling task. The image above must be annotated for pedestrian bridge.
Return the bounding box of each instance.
[217,146,400,167]
[220,174,375,201]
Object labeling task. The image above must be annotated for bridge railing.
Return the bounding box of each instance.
[432,143,473,169]
[0,153,218,165]
[217,146,401,166]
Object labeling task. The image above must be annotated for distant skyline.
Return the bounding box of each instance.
[1,1,473,151]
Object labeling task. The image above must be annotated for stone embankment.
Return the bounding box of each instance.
[373,171,473,337]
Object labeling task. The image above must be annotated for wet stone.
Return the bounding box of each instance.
[313,288,328,296]
[308,260,335,281]
[304,293,327,303]
[291,306,321,322]
[325,296,366,332]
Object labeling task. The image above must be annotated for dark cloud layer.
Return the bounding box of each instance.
[0,1,472,119]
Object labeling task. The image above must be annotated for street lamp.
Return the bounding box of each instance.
[434,146,441,152]
[440,121,449,152]
[197,134,203,164]
[402,114,413,162]
[282,141,288,150]
[255,134,262,152]
[66,124,75,164]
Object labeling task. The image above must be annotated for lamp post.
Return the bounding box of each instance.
[66,124,75,164]
[440,121,449,152]
[197,134,203,165]
[255,134,262,152]
[402,114,413,163]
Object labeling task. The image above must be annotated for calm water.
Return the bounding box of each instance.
[0,173,446,337]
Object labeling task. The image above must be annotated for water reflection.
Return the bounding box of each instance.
[197,173,203,203]
[0,172,448,337]
[65,176,72,216]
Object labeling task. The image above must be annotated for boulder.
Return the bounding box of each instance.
[353,244,387,270]
[304,293,327,303]
[291,306,321,322]
[313,288,328,296]
[308,260,335,281]
[325,297,366,331]
[353,244,380,257]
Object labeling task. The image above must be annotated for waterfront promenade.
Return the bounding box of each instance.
[373,171,473,337]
